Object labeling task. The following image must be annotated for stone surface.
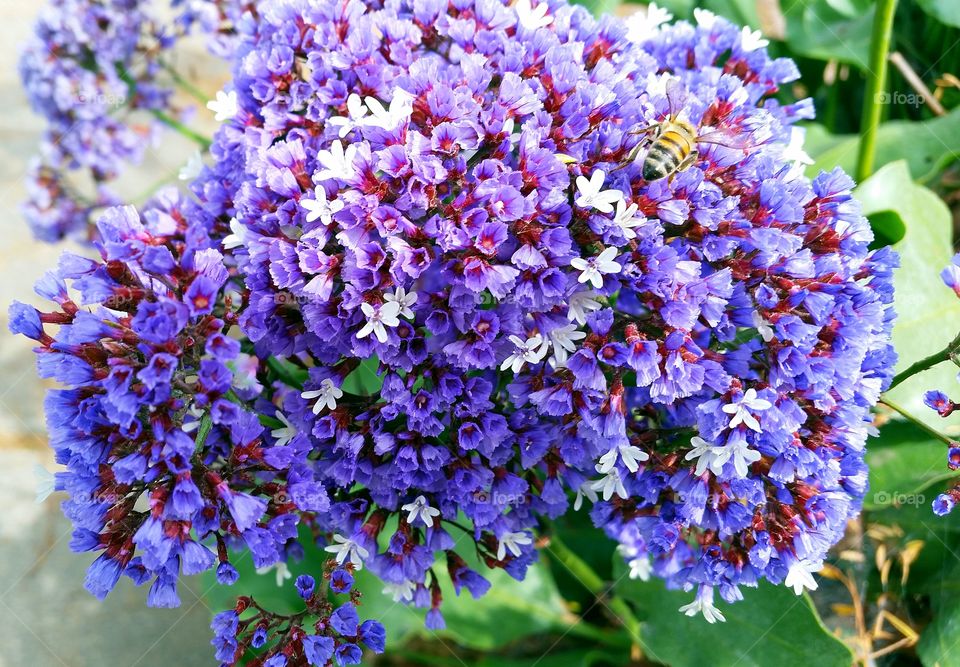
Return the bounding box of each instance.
[0,5,229,665]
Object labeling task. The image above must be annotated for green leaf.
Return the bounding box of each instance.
[430,554,574,650]
[475,648,622,667]
[865,420,954,510]
[864,209,906,247]
[919,559,960,666]
[782,0,874,69]
[341,355,383,395]
[807,107,960,183]
[614,562,853,667]
[916,0,960,29]
[570,0,622,16]
[354,547,575,652]
[861,162,960,430]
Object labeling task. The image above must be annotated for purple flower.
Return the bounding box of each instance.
[303,635,335,666]
[924,390,955,417]
[331,569,354,594]
[934,493,956,516]
[295,574,316,599]
[330,604,359,637]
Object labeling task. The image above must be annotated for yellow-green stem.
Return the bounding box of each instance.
[856,0,898,182]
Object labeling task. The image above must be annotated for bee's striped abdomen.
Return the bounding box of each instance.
[642,125,694,181]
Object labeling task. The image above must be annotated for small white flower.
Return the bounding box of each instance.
[679,585,726,623]
[618,545,653,581]
[384,287,418,320]
[548,323,586,366]
[693,8,718,29]
[567,290,603,325]
[739,26,769,52]
[301,378,343,414]
[178,150,204,181]
[327,94,369,138]
[612,199,645,240]
[685,435,761,478]
[597,443,649,474]
[500,334,550,373]
[316,140,358,182]
[34,465,56,504]
[515,0,552,30]
[575,170,624,213]
[722,388,772,432]
[782,127,814,171]
[357,301,402,343]
[573,480,598,511]
[302,188,345,225]
[222,218,249,250]
[726,436,762,478]
[785,559,822,595]
[497,530,533,560]
[256,561,292,587]
[365,88,415,129]
[625,2,673,43]
[752,310,775,342]
[207,90,238,122]
[383,580,417,602]
[627,556,652,581]
[324,534,370,570]
[271,411,298,447]
[590,468,629,501]
[181,403,206,433]
[685,436,723,477]
[401,495,441,528]
[571,247,622,289]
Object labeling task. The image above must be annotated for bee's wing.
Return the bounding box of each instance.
[664,77,687,120]
[696,127,753,150]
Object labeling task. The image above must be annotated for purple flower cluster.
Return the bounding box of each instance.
[183,0,896,622]
[212,565,385,666]
[17,0,246,241]
[14,0,899,655]
[9,192,312,609]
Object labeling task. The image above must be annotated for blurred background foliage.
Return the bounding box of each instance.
[212,2,960,665]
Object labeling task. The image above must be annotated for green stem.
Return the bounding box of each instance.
[887,331,960,390]
[193,412,213,452]
[547,533,644,657]
[880,398,954,445]
[150,109,212,149]
[161,62,210,104]
[855,0,898,182]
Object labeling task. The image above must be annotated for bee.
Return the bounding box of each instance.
[625,78,749,181]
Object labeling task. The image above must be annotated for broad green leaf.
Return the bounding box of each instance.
[917,0,960,29]
[570,0,622,16]
[356,547,576,652]
[864,209,906,247]
[614,562,853,667]
[865,420,955,510]
[341,355,383,395]
[782,0,874,69]
[807,107,960,183]
[919,559,960,667]
[861,162,960,430]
